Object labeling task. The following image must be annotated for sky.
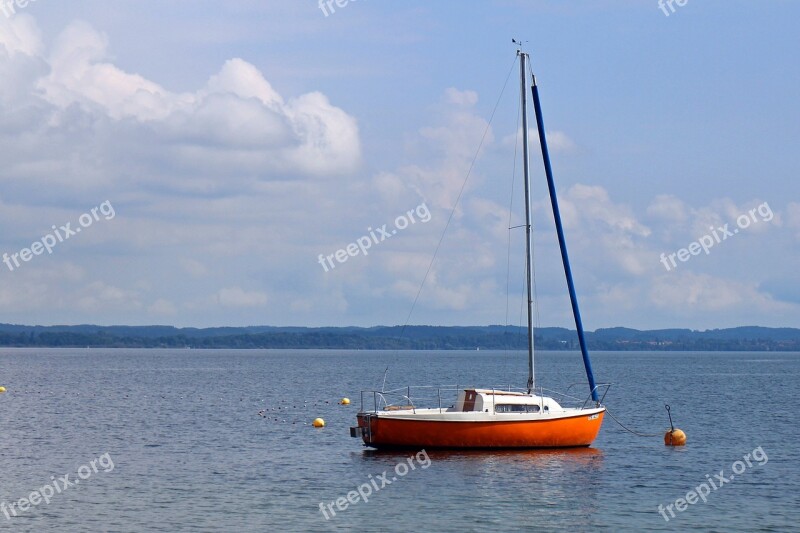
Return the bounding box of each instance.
[0,0,798,330]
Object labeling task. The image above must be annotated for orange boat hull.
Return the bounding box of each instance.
[356,411,604,449]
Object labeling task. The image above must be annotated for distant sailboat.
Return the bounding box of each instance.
[350,47,609,449]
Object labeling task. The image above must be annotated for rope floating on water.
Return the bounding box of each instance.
[605,408,662,438]
[606,404,686,445]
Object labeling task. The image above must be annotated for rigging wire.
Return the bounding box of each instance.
[529,202,541,331]
[518,251,527,350]
[503,72,522,369]
[504,87,521,330]
[398,55,519,338]
[509,249,527,388]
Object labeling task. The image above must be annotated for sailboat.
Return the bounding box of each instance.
[350,48,609,449]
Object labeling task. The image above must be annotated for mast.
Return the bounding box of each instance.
[518,50,535,394]
[528,66,600,403]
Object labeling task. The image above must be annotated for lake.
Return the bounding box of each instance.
[0,349,797,532]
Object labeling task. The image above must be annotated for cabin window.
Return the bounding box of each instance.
[496,404,540,413]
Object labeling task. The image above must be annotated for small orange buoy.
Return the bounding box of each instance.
[664,428,686,446]
[340,398,350,405]
[312,418,325,428]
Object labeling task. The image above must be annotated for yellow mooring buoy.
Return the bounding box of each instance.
[664,405,686,446]
[312,418,325,428]
[0,386,6,393]
[340,398,350,405]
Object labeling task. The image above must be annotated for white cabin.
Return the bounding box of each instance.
[453,389,563,413]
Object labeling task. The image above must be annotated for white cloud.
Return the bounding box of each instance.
[148,298,177,316]
[561,184,650,236]
[543,130,576,153]
[216,287,268,308]
[2,19,361,199]
[501,128,576,153]
[780,203,800,238]
[556,184,652,276]
[444,87,478,107]
[180,258,210,279]
[648,271,790,313]
[647,194,688,222]
[0,14,43,58]
[39,21,178,120]
[75,281,142,311]
[0,13,796,330]
[391,87,493,211]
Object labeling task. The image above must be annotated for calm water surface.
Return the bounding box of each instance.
[0,349,797,532]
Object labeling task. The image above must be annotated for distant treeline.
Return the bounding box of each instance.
[0,324,799,350]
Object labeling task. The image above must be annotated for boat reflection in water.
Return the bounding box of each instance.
[356,447,605,526]
[361,446,604,471]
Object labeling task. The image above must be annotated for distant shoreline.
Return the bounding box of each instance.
[1,324,799,351]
